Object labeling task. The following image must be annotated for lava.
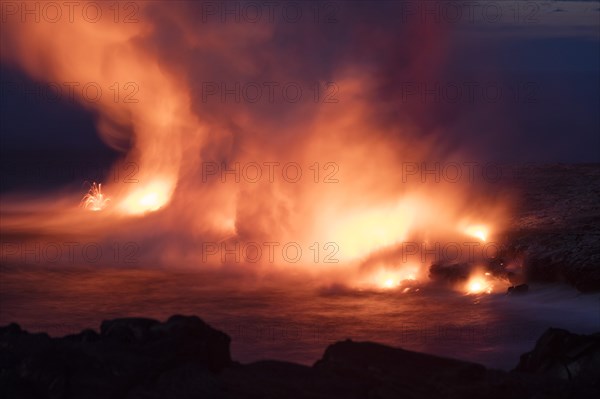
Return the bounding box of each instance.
[364,266,419,291]
[118,180,173,215]
[81,182,110,211]
[464,225,489,242]
[465,272,495,295]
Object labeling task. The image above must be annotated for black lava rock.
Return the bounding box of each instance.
[0,315,232,399]
[1,317,598,398]
[507,284,529,295]
[515,328,600,385]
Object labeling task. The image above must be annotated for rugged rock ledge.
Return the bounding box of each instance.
[506,164,600,292]
[1,315,598,398]
[430,165,600,292]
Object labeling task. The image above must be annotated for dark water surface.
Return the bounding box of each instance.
[1,265,598,370]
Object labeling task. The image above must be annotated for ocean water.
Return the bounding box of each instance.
[1,265,598,370]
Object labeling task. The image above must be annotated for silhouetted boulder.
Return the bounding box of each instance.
[314,339,489,398]
[507,284,529,295]
[1,317,598,398]
[515,328,600,386]
[63,328,99,343]
[0,316,232,399]
[100,317,159,343]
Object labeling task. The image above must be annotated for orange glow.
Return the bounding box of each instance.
[0,2,512,281]
[328,202,414,261]
[465,272,494,294]
[81,183,110,211]
[383,278,396,289]
[464,225,489,242]
[119,180,173,215]
[0,3,196,219]
[363,265,419,291]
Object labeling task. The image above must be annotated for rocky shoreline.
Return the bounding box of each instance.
[1,315,598,398]
[505,164,600,292]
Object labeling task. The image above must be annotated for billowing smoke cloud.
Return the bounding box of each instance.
[1,1,511,289]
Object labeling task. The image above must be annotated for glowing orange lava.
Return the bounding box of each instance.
[366,266,419,290]
[464,225,489,242]
[118,180,173,215]
[81,182,110,211]
[465,272,494,294]
[325,198,419,261]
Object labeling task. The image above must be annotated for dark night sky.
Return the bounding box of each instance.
[1,1,599,193]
